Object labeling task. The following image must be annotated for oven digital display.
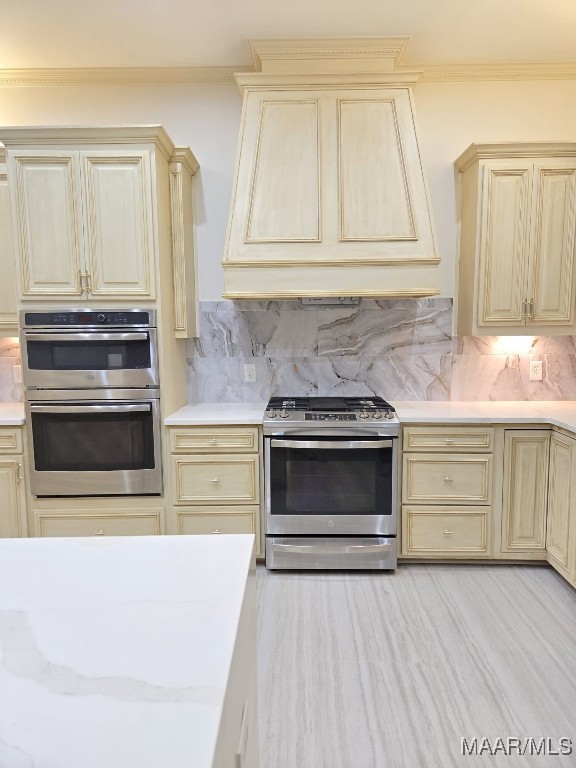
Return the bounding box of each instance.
[305,413,357,421]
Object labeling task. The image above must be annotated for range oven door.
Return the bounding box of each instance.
[26,390,162,497]
[265,436,398,536]
[21,329,158,389]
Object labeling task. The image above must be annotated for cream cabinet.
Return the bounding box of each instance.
[168,425,262,557]
[501,430,550,555]
[0,427,26,538]
[34,508,163,537]
[546,432,576,580]
[223,39,439,299]
[455,144,576,335]
[0,150,17,331]
[401,426,493,558]
[8,148,155,299]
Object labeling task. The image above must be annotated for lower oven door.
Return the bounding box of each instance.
[265,436,398,536]
[26,389,162,496]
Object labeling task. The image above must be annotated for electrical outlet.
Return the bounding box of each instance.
[12,365,22,384]
[244,364,256,383]
[529,360,543,381]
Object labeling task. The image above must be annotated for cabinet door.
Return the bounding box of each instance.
[81,151,155,298]
[477,162,531,326]
[528,162,576,327]
[0,456,26,537]
[0,156,17,330]
[501,430,550,553]
[546,433,575,573]
[9,151,84,297]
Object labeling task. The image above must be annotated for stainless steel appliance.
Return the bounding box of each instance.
[21,309,162,497]
[264,397,399,570]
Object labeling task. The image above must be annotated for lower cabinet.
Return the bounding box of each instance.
[0,455,26,537]
[34,508,164,537]
[402,507,490,557]
[546,432,576,581]
[168,425,263,557]
[501,430,550,555]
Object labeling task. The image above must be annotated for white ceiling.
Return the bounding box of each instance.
[1,0,575,70]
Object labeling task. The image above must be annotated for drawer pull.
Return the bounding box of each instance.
[212,529,222,534]
[443,529,454,535]
[93,530,105,536]
[209,439,218,445]
[444,437,456,443]
[444,476,454,483]
[210,477,221,484]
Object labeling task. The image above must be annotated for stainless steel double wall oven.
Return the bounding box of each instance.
[21,309,162,497]
[264,397,399,570]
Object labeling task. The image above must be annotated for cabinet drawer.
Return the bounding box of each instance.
[0,428,23,454]
[402,454,492,504]
[172,454,259,505]
[176,508,257,537]
[36,511,162,537]
[170,427,259,454]
[402,507,490,555]
[403,426,493,452]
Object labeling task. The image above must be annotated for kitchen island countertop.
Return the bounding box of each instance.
[0,534,258,768]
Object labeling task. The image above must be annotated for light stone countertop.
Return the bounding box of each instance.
[0,534,256,768]
[0,403,25,425]
[164,402,267,425]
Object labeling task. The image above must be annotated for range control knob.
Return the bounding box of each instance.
[280,409,289,419]
[266,409,277,418]
[97,314,106,323]
[384,411,394,420]
[359,410,369,419]
[373,411,382,419]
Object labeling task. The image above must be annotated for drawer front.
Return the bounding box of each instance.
[402,507,490,555]
[172,454,259,505]
[0,428,23,454]
[403,426,493,452]
[170,427,259,454]
[402,454,492,504]
[36,511,162,537]
[177,509,257,537]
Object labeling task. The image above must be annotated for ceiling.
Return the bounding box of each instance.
[1,0,575,70]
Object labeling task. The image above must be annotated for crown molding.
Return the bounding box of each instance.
[455,141,576,171]
[170,146,199,175]
[1,60,576,87]
[0,67,247,87]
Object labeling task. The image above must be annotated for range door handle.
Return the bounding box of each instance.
[30,404,151,414]
[24,332,149,342]
[270,439,393,450]
[271,542,393,555]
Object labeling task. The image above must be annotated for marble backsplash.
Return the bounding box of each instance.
[187,299,576,403]
[4,302,576,404]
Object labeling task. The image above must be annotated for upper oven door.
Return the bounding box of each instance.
[265,436,398,536]
[21,328,159,388]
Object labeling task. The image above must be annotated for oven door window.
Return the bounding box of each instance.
[31,407,155,472]
[269,440,393,516]
[26,336,151,372]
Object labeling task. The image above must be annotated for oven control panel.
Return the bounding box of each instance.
[305,413,357,421]
[23,311,153,327]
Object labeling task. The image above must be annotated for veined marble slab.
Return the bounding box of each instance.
[0,535,258,768]
[0,403,25,424]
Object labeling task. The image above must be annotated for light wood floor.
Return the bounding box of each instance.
[257,564,576,768]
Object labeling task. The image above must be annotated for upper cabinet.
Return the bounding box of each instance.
[223,38,440,299]
[1,127,199,334]
[455,143,576,335]
[0,148,17,332]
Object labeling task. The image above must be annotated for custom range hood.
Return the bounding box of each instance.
[223,37,440,299]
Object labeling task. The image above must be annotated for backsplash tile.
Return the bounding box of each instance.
[188,299,576,403]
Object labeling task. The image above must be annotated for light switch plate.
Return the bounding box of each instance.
[244,364,256,383]
[12,364,22,384]
[529,360,543,381]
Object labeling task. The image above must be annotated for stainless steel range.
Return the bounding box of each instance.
[264,397,399,570]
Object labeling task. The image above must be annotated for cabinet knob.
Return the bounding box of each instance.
[212,529,222,534]
[444,476,454,483]
[209,438,218,445]
[443,529,454,535]
[444,437,456,443]
[93,530,105,536]
[210,477,221,483]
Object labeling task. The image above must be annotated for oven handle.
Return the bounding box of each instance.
[271,542,392,554]
[24,332,149,342]
[270,438,393,450]
[29,404,151,414]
